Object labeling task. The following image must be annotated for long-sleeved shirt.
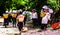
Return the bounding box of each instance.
[42,13,50,24]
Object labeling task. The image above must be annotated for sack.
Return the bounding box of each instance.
[56,22,60,29]
[52,22,58,29]
[40,12,46,18]
[11,13,17,18]
[21,27,28,32]
[18,15,24,22]
[52,22,60,29]
[18,18,24,22]
[3,14,9,19]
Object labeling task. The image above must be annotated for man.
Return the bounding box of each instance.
[11,13,17,27]
[3,13,9,28]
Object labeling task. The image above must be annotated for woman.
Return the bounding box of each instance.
[41,9,51,30]
[17,10,24,34]
[32,9,38,28]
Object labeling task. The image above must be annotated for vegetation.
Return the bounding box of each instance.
[0,0,60,16]
[47,0,60,10]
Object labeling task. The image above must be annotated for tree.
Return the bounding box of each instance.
[5,0,12,11]
[0,0,7,16]
[47,0,60,10]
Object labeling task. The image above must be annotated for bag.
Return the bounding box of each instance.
[52,22,60,29]
[3,14,9,19]
[11,13,17,18]
[40,12,46,18]
[21,27,28,32]
[18,15,24,22]
[56,22,60,29]
[18,18,24,22]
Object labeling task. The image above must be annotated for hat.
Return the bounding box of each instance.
[6,11,8,13]
[42,5,48,9]
[32,9,36,12]
[13,10,17,13]
[18,9,22,12]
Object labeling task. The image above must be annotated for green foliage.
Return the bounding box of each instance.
[47,0,60,10]
[0,0,60,11]
[5,0,12,10]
